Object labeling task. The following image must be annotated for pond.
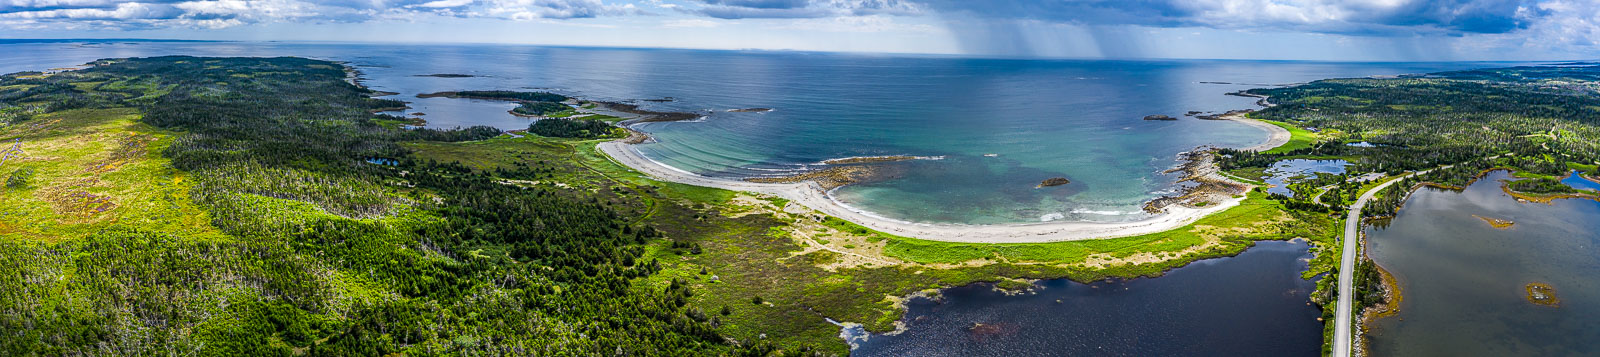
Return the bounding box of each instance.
[851,241,1324,356]
[1263,159,1349,197]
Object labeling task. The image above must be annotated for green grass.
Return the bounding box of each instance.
[1258,118,1323,154]
[0,108,226,242]
[879,191,1309,267]
[1566,162,1598,173]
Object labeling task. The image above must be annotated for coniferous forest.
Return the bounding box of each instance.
[0,56,794,355]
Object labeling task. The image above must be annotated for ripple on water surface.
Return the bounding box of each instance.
[1366,171,1600,356]
[851,241,1323,356]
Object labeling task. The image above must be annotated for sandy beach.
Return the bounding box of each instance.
[600,139,1260,243]
[1228,113,1292,152]
[591,96,1287,243]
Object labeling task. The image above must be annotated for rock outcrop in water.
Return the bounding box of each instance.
[1525,283,1559,307]
[1037,177,1071,188]
[1197,109,1253,120]
[1143,114,1176,121]
[1472,215,1515,229]
[746,166,880,190]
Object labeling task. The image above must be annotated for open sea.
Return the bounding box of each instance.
[0,41,1510,224]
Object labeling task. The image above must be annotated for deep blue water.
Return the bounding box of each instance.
[852,241,1324,356]
[0,41,1514,224]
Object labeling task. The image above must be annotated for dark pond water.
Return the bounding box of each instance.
[1365,170,1600,356]
[852,241,1324,356]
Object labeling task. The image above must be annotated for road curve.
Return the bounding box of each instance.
[1332,174,1414,357]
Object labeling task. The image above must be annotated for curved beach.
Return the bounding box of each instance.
[1229,113,1292,152]
[600,136,1263,243]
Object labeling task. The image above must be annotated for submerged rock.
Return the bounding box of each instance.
[1143,114,1176,121]
[1526,282,1560,307]
[1038,177,1071,187]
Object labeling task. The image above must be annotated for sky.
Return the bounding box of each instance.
[0,0,1597,61]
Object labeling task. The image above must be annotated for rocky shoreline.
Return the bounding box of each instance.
[1143,148,1253,213]
[745,166,884,190]
[591,101,702,122]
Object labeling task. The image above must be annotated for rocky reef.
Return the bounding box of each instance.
[1143,114,1176,121]
[1472,215,1515,229]
[1526,282,1560,307]
[1037,177,1071,187]
[745,166,882,190]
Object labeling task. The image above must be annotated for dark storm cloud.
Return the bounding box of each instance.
[916,0,1539,35]
[689,0,921,19]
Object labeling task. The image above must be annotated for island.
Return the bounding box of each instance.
[1037,177,1071,187]
[1143,114,1176,120]
[1472,215,1515,229]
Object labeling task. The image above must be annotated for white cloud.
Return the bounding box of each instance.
[662,18,717,27]
[415,0,473,8]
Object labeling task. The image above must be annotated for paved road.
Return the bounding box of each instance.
[1332,157,1493,357]
[1311,184,1338,206]
[1332,174,1409,357]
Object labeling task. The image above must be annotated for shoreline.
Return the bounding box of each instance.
[594,94,1282,243]
[1224,111,1292,152]
[599,139,1254,243]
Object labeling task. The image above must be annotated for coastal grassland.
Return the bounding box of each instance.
[879,191,1337,276]
[0,107,223,242]
[1256,117,1326,155]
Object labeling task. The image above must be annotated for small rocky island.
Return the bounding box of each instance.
[1038,177,1071,187]
[1143,114,1176,121]
[1525,282,1560,307]
[1472,215,1515,229]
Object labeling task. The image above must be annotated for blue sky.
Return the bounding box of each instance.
[1,0,1596,61]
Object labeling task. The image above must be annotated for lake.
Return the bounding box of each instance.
[1365,171,1600,355]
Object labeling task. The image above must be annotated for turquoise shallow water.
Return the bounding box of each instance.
[0,41,1513,224]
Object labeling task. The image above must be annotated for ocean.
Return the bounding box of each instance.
[0,41,1510,225]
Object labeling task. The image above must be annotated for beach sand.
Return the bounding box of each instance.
[1227,112,1292,152]
[600,139,1261,243]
